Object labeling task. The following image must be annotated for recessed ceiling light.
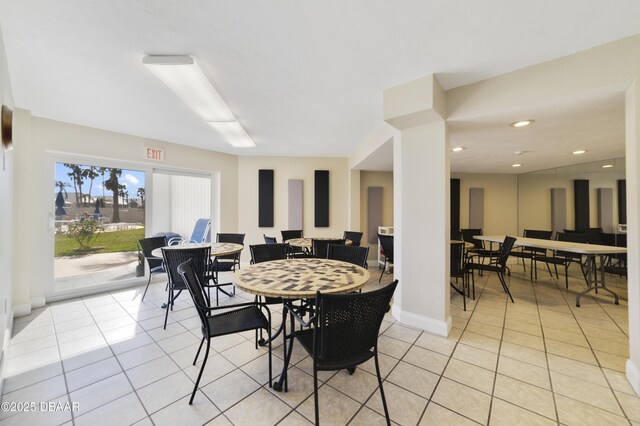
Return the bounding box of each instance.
[510,120,534,128]
[452,147,465,152]
[512,163,522,168]
[602,164,614,168]
[572,150,587,155]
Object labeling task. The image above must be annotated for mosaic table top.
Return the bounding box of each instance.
[232,258,370,299]
[285,237,352,248]
[151,242,243,258]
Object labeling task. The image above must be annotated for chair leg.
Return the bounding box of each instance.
[267,326,273,388]
[498,272,514,303]
[163,289,171,329]
[141,273,152,301]
[565,263,570,289]
[313,365,320,425]
[193,336,205,365]
[378,259,386,283]
[471,270,476,300]
[374,352,391,425]
[189,337,211,404]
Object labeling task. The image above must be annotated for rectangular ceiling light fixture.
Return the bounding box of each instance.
[143,55,255,148]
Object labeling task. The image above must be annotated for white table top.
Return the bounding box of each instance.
[476,235,627,255]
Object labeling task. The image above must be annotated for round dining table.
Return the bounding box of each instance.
[285,237,352,249]
[151,241,243,258]
[232,258,370,391]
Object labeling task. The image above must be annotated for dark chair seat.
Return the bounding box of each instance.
[202,306,270,338]
[138,236,168,301]
[465,236,517,303]
[295,327,375,370]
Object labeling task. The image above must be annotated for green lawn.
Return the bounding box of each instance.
[55,228,145,257]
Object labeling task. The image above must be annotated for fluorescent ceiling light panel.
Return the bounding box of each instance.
[143,55,234,122]
[207,120,256,148]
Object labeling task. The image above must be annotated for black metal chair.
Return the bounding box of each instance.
[312,239,346,259]
[263,234,277,244]
[327,245,369,268]
[510,229,552,280]
[177,259,272,405]
[537,232,589,289]
[460,228,497,266]
[161,246,211,329]
[138,236,167,301]
[465,236,517,302]
[343,231,363,247]
[378,234,394,283]
[209,233,244,304]
[293,280,398,425]
[281,230,305,257]
[250,243,288,265]
[450,241,466,311]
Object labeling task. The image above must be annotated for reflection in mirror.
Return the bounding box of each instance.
[517,157,625,245]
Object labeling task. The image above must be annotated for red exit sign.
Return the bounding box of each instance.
[144,147,164,161]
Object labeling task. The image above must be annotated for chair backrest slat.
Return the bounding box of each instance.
[315,280,398,363]
[250,244,288,264]
[281,230,303,242]
[162,247,210,287]
[190,218,212,243]
[327,245,369,268]
[377,234,394,263]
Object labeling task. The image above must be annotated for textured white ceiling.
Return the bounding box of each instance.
[1,1,639,167]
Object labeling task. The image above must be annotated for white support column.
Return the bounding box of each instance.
[626,80,640,393]
[384,75,451,336]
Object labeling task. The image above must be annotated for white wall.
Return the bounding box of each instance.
[237,156,350,260]
[0,24,15,392]
[12,115,239,311]
[451,173,518,236]
[360,171,393,259]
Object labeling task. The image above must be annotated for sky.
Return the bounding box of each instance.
[54,163,146,200]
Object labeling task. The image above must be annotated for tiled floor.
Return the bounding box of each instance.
[1,261,637,425]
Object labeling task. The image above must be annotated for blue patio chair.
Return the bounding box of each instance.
[167,218,211,245]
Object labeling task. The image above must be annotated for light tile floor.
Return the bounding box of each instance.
[1,261,636,425]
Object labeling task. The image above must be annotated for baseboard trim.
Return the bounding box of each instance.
[12,303,31,318]
[626,359,640,395]
[29,297,46,309]
[0,307,15,396]
[391,305,452,337]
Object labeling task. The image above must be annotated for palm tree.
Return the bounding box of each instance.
[104,168,122,223]
[137,187,145,208]
[97,166,108,199]
[64,163,84,206]
[55,181,71,200]
[83,166,100,204]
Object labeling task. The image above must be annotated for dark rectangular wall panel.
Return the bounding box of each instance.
[368,187,383,244]
[468,188,484,230]
[288,179,303,230]
[618,179,627,224]
[574,179,590,231]
[551,188,567,234]
[598,188,614,233]
[450,179,461,239]
[314,170,329,227]
[258,169,274,227]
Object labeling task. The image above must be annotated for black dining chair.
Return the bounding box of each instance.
[263,234,277,244]
[138,236,167,301]
[281,230,305,257]
[450,241,466,311]
[460,228,497,266]
[209,233,244,304]
[465,236,517,302]
[177,259,272,405]
[161,246,211,329]
[378,234,394,282]
[312,239,346,259]
[293,280,398,425]
[327,244,369,268]
[537,232,589,289]
[343,231,363,247]
[510,229,552,280]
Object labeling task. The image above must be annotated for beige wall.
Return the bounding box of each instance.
[0,26,14,382]
[237,156,350,258]
[12,115,239,310]
[451,173,518,236]
[359,171,393,259]
[518,159,625,234]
